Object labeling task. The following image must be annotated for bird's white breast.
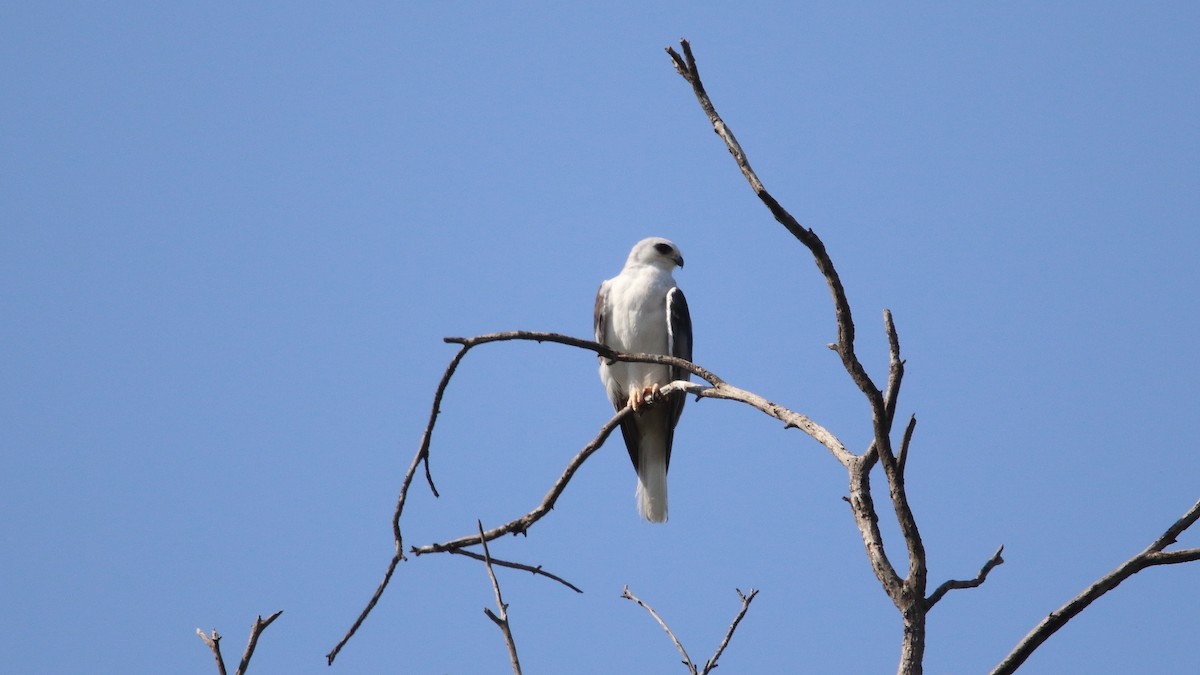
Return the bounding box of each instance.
[600,266,674,394]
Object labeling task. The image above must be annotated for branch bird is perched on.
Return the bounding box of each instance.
[594,237,692,522]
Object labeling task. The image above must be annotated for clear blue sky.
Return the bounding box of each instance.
[3,3,1198,673]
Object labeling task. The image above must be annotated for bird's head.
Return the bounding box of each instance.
[627,237,685,271]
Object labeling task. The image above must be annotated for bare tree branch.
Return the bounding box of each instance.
[412,368,856,559]
[234,612,282,675]
[667,39,881,416]
[926,546,1005,610]
[677,379,851,465]
[702,588,759,675]
[666,38,970,674]
[413,403,632,555]
[195,628,227,675]
[621,585,697,674]
[329,325,850,663]
[196,611,282,675]
[317,38,1200,674]
[444,331,727,386]
[866,312,925,595]
[1144,548,1200,565]
[883,309,905,426]
[478,520,522,675]
[326,343,472,664]
[622,585,759,675]
[460,332,851,462]
[448,547,583,593]
[897,414,916,478]
[991,498,1200,675]
[670,37,1200,674]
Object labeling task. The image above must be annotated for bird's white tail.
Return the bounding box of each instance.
[636,442,669,523]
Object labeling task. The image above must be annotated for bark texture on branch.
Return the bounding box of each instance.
[667,37,942,675]
[667,37,1200,675]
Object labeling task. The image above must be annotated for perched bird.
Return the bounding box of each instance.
[594,237,692,522]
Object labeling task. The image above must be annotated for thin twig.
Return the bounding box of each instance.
[991,498,1200,674]
[621,585,759,675]
[413,399,634,554]
[926,546,1005,610]
[621,585,696,674]
[479,520,522,675]
[448,547,583,593]
[883,309,905,426]
[897,414,916,477]
[702,588,759,675]
[326,343,471,664]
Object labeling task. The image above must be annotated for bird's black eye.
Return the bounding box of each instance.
[654,243,673,255]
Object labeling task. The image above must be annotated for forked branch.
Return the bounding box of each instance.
[479,520,522,675]
[196,611,283,675]
[622,585,759,675]
[668,36,1200,675]
[329,328,849,663]
[704,588,760,674]
[667,37,940,674]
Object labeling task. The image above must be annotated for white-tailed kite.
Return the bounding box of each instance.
[594,237,692,523]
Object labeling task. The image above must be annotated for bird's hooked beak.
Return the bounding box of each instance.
[674,253,685,268]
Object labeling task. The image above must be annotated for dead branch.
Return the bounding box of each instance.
[412,402,633,555]
[926,546,1006,610]
[668,36,1200,674]
[676,379,851,465]
[622,585,759,675]
[329,326,851,664]
[621,585,696,673]
[410,366,856,557]
[453,332,851,463]
[196,611,282,675]
[195,627,226,675]
[448,547,583,593]
[897,415,916,477]
[666,39,878,412]
[666,37,998,674]
[703,588,759,674]
[479,521,522,675]
[325,342,472,664]
[991,498,1200,674]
